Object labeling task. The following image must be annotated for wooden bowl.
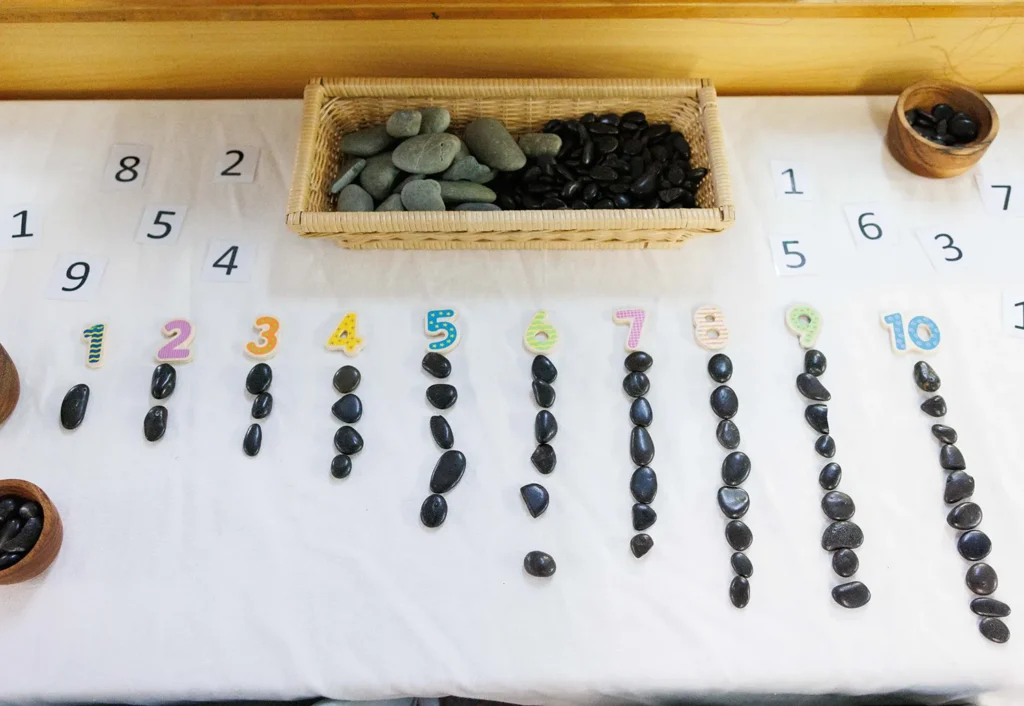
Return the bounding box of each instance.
[0,343,20,426]
[887,79,998,178]
[0,479,63,585]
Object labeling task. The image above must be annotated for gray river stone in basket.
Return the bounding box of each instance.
[392,133,463,175]
[439,181,496,205]
[441,156,495,184]
[376,194,405,212]
[340,125,394,157]
[464,118,527,171]
[330,158,366,194]
[454,203,501,211]
[419,106,451,134]
[393,173,424,195]
[518,133,562,158]
[401,179,446,211]
[386,110,422,138]
[359,152,400,200]
[336,183,375,212]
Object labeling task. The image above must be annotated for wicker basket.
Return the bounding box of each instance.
[286,78,734,249]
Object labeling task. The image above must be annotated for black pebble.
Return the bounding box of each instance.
[331,454,352,478]
[819,462,842,490]
[426,384,458,409]
[971,597,1011,618]
[1,517,41,554]
[151,363,177,400]
[796,373,831,401]
[725,520,753,551]
[629,397,653,427]
[979,617,1010,644]
[535,410,558,444]
[940,444,966,471]
[531,355,557,383]
[0,553,20,570]
[947,502,983,530]
[18,502,40,520]
[958,530,992,561]
[0,498,16,524]
[60,383,90,430]
[949,113,979,142]
[622,371,650,398]
[932,103,954,121]
[421,352,451,379]
[520,483,550,518]
[630,466,658,503]
[632,503,657,531]
[246,363,272,395]
[630,533,654,558]
[921,395,947,417]
[716,420,740,449]
[334,426,364,455]
[630,426,655,465]
[718,487,750,519]
[420,494,448,528]
[430,449,467,493]
[710,385,739,419]
[832,581,871,608]
[804,349,827,376]
[945,471,975,504]
[821,491,856,521]
[721,451,751,487]
[524,550,556,577]
[251,392,273,419]
[966,562,998,595]
[333,365,361,393]
[804,404,829,434]
[832,548,859,577]
[729,576,750,609]
[531,444,556,474]
[821,521,864,550]
[731,552,753,578]
[243,423,262,457]
[0,519,22,551]
[815,435,836,458]
[913,360,941,392]
[625,351,653,372]
[332,394,362,424]
[931,424,958,444]
[429,415,454,449]
[144,405,168,441]
[532,380,556,408]
[707,353,733,383]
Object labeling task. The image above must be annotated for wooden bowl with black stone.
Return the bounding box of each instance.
[0,480,63,585]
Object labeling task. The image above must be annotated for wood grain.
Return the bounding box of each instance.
[0,479,63,585]
[0,344,20,427]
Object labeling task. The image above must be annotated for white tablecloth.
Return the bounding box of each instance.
[1,96,1023,704]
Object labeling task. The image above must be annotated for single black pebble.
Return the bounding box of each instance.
[979,617,1010,644]
[947,501,983,530]
[804,349,827,376]
[730,576,750,609]
[629,397,653,427]
[18,502,40,520]
[721,451,751,487]
[632,503,657,531]
[718,487,750,519]
[421,352,451,379]
[532,380,556,408]
[945,470,975,504]
[921,395,947,417]
[251,392,273,419]
[815,435,837,458]
[622,371,650,398]
[333,365,361,393]
[630,426,655,465]
[1,517,41,554]
[426,384,458,409]
[143,405,168,441]
[624,351,653,372]
[429,415,454,449]
[710,385,739,419]
[330,454,352,478]
[725,520,753,551]
[707,353,733,383]
[334,425,364,455]
[804,404,829,434]
[0,553,20,570]
[913,360,941,392]
[0,498,16,523]
[966,562,998,595]
[971,597,1011,618]
[931,424,958,444]
[535,410,558,444]
[716,420,740,449]
[819,462,842,490]
[630,466,658,503]
[796,373,831,401]
[429,449,467,493]
[520,483,550,518]
[932,103,954,121]
[0,518,22,550]
[331,394,363,424]
[832,581,871,608]
[630,533,654,558]
[60,383,90,430]
[420,494,448,528]
[246,363,273,395]
[731,552,753,578]
[821,520,864,550]
[531,444,556,474]
[939,443,966,471]
[832,548,859,577]
[958,530,992,561]
[243,423,262,457]
[524,550,556,577]
[151,363,177,400]
[821,491,856,521]
[531,355,557,383]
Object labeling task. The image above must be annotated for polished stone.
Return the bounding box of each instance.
[1,516,41,554]
[832,581,871,608]
[804,349,827,376]
[832,548,859,577]
[392,133,462,174]
[531,444,556,474]
[333,426,364,455]
[419,106,451,134]
[630,426,655,465]
[630,466,658,503]
[958,530,992,561]
[151,363,176,400]
[632,503,657,531]
[796,373,831,401]
[524,550,556,577]
[822,491,856,521]
[622,371,650,398]
[730,576,750,609]
[821,521,864,550]
[333,365,361,393]
[335,184,375,211]
[966,562,998,595]
[940,444,966,471]
[531,354,557,383]
[60,383,90,430]
[340,124,394,157]
[948,502,983,530]
[520,483,550,518]
[401,179,445,211]
[0,498,16,524]
[721,451,751,487]
[246,363,273,395]
[629,397,653,427]
[819,462,842,490]
[426,384,458,410]
[913,360,941,392]
[971,597,1011,618]
[725,520,753,551]
[143,405,168,441]
[251,392,273,420]
[420,494,448,528]
[718,487,750,519]
[464,118,527,172]
[430,415,454,449]
[625,351,653,372]
[332,394,362,424]
[630,533,654,558]
[533,380,556,408]
[535,410,558,444]
[710,385,739,420]
[716,420,740,450]
[707,353,733,383]
[931,424,958,444]
[921,395,947,417]
[731,552,753,578]
[804,404,829,434]
[979,617,1010,644]
[0,552,20,570]
[18,501,40,520]
[243,423,263,457]
[360,151,400,200]
[430,449,467,493]
[421,352,451,379]
[330,454,352,479]
[945,471,975,504]
[815,435,837,458]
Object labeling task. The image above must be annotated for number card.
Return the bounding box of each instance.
[916,228,965,271]
[135,205,187,245]
[425,309,460,353]
[770,160,814,201]
[326,313,365,356]
[1002,293,1024,339]
[881,312,941,353]
[769,234,819,277]
[202,240,256,283]
[246,316,280,359]
[843,204,897,247]
[214,146,260,183]
[785,304,822,349]
[156,319,195,363]
[103,144,152,190]
[1,204,42,251]
[613,308,647,351]
[975,170,1021,217]
[45,254,108,301]
[693,305,729,351]
[81,323,107,368]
